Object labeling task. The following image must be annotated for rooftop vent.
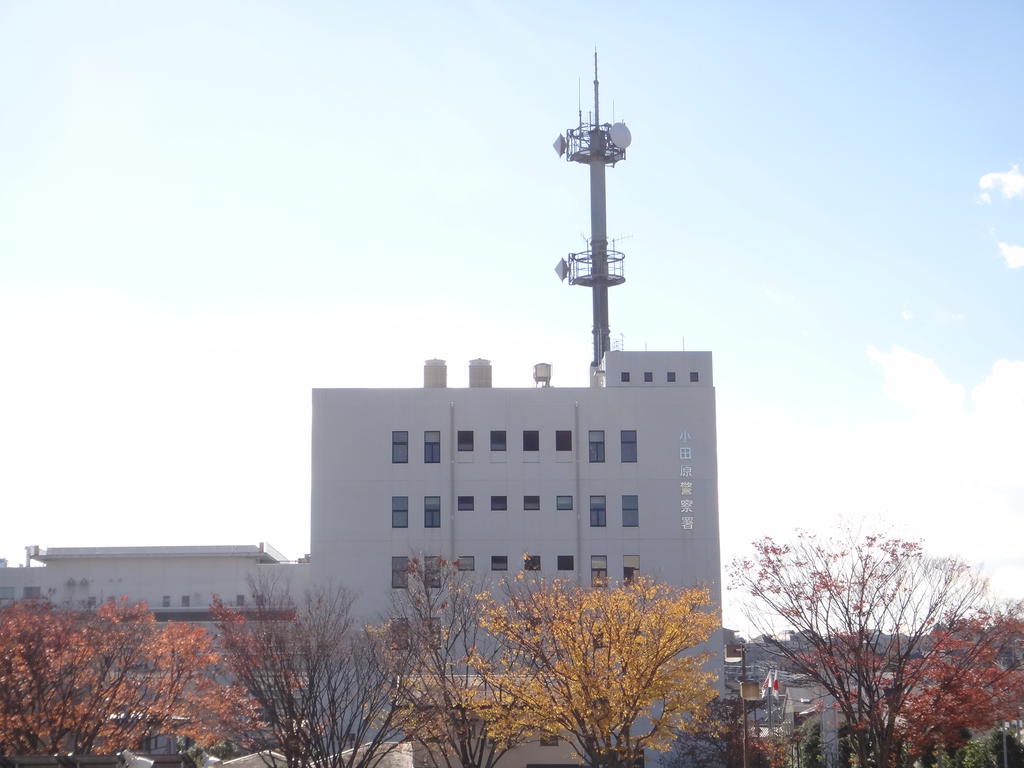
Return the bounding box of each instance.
[424,359,447,388]
[468,358,492,388]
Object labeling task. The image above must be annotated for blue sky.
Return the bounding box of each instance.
[1,1,1021,626]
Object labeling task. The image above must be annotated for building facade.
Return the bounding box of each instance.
[311,350,722,618]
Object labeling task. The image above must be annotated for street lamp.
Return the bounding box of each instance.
[726,643,764,768]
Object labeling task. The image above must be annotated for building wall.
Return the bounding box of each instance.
[0,548,308,617]
[311,351,722,617]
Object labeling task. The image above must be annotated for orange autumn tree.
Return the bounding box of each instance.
[473,574,719,768]
[0,598,252,755]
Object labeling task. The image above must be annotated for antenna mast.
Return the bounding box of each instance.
[553,52,632,377]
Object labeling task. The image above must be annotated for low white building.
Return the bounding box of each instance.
[0,543,307,620]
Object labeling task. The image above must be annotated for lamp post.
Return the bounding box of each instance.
[726,643,762,768]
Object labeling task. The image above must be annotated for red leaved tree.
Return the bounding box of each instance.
[899,606,1024,756]
[0,598,251,754]
[730,527,1020,768]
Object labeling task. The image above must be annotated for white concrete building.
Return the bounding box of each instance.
[0,544,307,620]
[311,350,722,617]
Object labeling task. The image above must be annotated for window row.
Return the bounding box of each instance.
[391,494,640,527]
[157,594,246,608]
[620,370,699,383]
[391,554,639,587]
[391,430,637,463]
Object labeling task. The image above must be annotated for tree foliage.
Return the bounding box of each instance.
[730,527,1022,768]
[660,697,789,768]
[391,557,527,768]
[474,574,719,768]
[213,580,412,768]
[0,598,246,755]
[899,606,1024,757]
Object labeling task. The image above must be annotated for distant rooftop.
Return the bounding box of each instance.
[30,543,287,564]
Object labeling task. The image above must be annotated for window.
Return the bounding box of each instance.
[490,430,507,451]
[540,735,560,747]
[620,430,637,463]
[588,430,605,462]
[555,430,572,451]
[392,496,409,528]
[523,430,539,451]
[667,371,676,382]
[591,556,608,587]
[690,371,699,382]
[643,371,653,382]
[623,555,640,583]
[491,555,508,571]
[162,595,171,608]
[622,495,639,527]
[590,495,607,527]
[556,495,573,511]
[457,495,474,511]
[557,555,575,571]
[425,556,441,588]
[424,496,441,528]
[457,430,474,451]
[523,554,541,571]
[457,556,475,571]
[490,495,507,511]
[392,431,408,463]
[620,371,630,382]
[523,495,540,510]
[236,594,245,607]
[424,430,441,463]
[392,556,409,588]
[181,595,190,607]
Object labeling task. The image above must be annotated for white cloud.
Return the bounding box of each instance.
[977,192,992,205]
[979,165,1024,199]
[997,242,1024,268]
[719,347,1024,632]
[866,344,965,414]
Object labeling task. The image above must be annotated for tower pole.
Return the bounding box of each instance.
[589,52,610,368]
[554,52,629,375]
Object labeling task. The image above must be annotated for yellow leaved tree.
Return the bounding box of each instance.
[473,573,718,768]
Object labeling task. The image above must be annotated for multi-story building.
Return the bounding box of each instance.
[311,350,722,617]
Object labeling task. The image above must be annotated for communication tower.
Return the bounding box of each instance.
[553,52,632,376]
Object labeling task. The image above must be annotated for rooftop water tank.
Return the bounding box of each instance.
[468,358,492,388]
[424,359,447,388]
[533,362,552,387]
